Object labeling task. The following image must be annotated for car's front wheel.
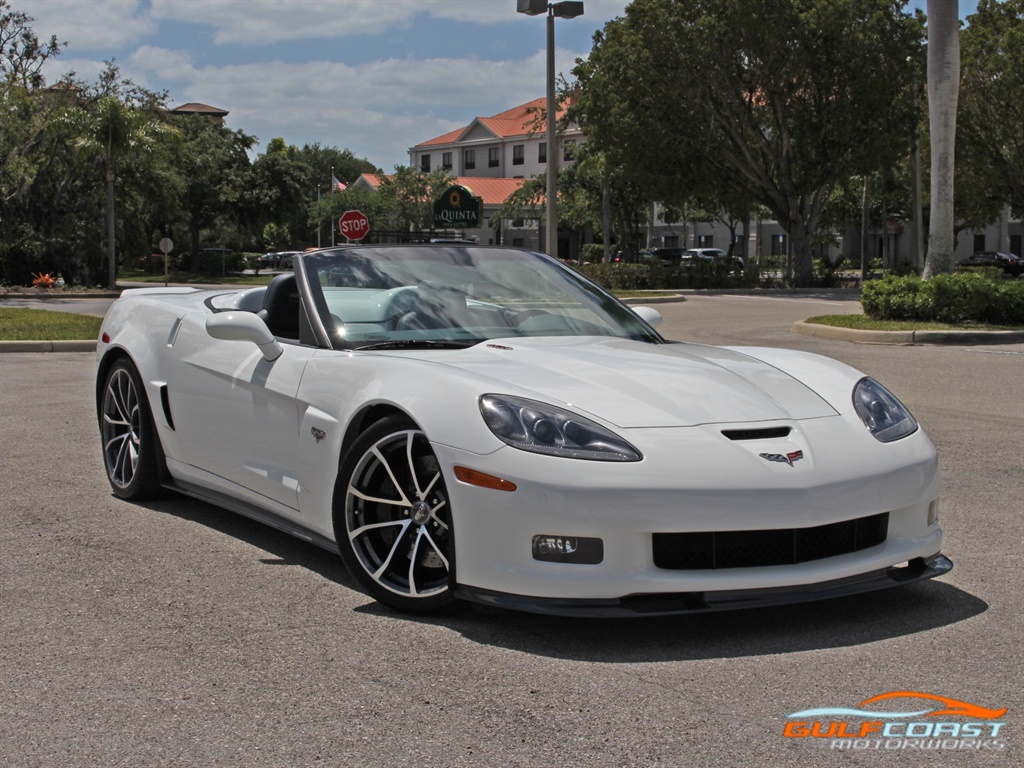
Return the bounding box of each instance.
[100,359,163,499]
[334,417,457,613]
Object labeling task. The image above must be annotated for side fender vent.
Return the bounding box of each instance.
[160,385,175,431]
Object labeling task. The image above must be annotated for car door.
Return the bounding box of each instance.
[166,314,316,513]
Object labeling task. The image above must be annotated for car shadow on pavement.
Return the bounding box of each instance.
[429,581,987,662]
[133,493,357,590]
[141,493,986,663]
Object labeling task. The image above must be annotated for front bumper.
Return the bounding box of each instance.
[456,553,953,617]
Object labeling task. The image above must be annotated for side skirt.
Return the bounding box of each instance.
[166,479,340,555]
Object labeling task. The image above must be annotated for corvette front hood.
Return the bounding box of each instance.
[435,337,838,428]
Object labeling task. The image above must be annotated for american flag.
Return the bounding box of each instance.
[332,175,346,192]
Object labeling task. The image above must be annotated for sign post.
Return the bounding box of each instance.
[159,237,174,287]
[339,210,370,242]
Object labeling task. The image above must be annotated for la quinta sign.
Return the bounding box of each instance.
[434,185,482,229]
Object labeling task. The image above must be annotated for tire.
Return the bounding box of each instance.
[334,416,457,613]
[100,359,164,499]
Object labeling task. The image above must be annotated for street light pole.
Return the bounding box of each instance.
[517,1,583,259]
[545,7,557,259]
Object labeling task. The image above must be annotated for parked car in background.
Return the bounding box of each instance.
[957,252,1024,277]
[651,247,685,267]
[259,251,299,270]
[684,248,745,271]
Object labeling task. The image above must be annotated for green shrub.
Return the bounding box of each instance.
[863,272,1023,325]
[986,280,1024,325]
[916,273,992,323]
[861,274,922,319]
[578,263,655,290]
[955,265,1005,281]
[579,244,605,264]
[196,249,246,275]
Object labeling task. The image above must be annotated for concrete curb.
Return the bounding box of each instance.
[0,292,120,299]
[0,340,98,353]
[792,321,1024,345]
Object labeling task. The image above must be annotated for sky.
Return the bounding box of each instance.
[22,0,978,174]
[24,0,631,172]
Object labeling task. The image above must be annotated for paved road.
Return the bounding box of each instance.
[1,295,1021,767]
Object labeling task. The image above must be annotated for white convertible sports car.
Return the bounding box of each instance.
[96,245,951,616]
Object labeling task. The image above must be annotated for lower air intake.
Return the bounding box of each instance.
[652,512,889,570]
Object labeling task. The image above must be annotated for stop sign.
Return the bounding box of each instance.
[339,210,370,241]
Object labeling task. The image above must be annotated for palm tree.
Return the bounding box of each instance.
[78,96,167,287]
[923,0,960,278]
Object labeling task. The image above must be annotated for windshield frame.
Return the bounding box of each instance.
[297,244,665,351]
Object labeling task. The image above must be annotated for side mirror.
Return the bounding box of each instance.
[632,305,663,329]
[206,312,284,361]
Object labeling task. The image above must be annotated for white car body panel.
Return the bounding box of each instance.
[95,249,948,616]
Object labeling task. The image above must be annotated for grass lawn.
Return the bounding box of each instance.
[805,314,1023,331]
[119,270,274,286]
[0,308,103,340]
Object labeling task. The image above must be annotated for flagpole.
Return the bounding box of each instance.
[330,167,335,246]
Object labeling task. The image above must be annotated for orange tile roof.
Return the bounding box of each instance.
[171,102,229,116]
[453,177,526,206]
[415,97,573,148]
[354,174,525,206]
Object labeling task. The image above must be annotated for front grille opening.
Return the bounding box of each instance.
[653,512,889,570]
[721,426,792,441]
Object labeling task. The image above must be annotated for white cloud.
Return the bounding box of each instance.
[22,0,155,50]
[27,0,623,170]
[118,45,579,169]
[149,0,628,45]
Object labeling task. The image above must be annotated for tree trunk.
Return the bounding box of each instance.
[923,0,960,279]
[860,176,870,283]
[788,218,815,286]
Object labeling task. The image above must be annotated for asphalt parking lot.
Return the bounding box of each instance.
[1,293,1021,767]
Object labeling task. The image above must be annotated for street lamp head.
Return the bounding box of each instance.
[517,0,547,15]
[551,1,584,18]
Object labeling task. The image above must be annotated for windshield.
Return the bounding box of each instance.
[300,245,663,351]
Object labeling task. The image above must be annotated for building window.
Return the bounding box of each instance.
[442,152,452,170]
[698,234,714,248]
[512,144,524,165]
[488,147,500,168]
[771,234,788,256]
[664,235,680,248]
[538,142,547,164]
[1011,234,1022,257]
[513,238,525,247]
[973,234,986,253]
[464,149,475,170]
[420,154,430,172]
[563,139,576,161]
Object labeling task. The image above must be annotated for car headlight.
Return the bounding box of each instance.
[853,377,918,442]
[479,394,642,462]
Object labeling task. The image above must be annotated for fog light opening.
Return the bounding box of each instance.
[532,535,603,564]
[927,498,940,527]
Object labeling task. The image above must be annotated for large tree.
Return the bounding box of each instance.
[169,114,255,267]
[572,0,921,285]
[957,0,1023,220]
[74,64,172,286]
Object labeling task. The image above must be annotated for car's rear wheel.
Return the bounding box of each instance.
[100,359,163,499]
[334,416,457,613]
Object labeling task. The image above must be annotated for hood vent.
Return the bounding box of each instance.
[721,426,791,441]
